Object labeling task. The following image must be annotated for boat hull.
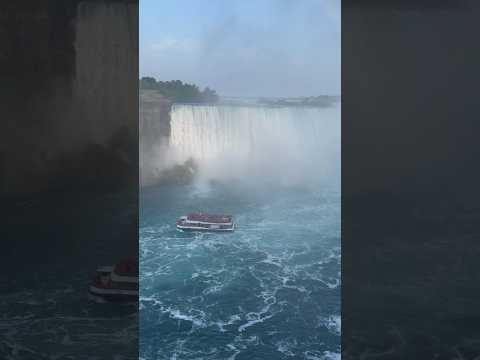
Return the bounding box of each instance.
[88,285,138,302]
[176,224,235,232]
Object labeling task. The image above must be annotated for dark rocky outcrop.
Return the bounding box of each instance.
[150,158,198,186]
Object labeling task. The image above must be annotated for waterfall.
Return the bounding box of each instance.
[169,103,340,187]
[139,90,171,185]
[0,1,138,193]
[71,1,138,147]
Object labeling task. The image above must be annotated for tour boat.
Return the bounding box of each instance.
[88,257,138,302]
[176,212,235,232]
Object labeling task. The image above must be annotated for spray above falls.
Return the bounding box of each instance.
[168,103,340,187]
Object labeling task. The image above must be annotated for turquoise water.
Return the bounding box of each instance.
[140,181,340,359]
[0,191,138,359]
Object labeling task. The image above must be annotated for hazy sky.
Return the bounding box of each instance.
[140,0,340,97]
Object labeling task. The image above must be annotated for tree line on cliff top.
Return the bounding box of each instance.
[140,77,219,104]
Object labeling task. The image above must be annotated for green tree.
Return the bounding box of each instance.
[140,77,219,104]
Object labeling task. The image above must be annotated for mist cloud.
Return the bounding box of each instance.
[140,0,340,97]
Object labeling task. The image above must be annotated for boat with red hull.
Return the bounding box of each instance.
[176,212,235,232]
[88,257,138,302]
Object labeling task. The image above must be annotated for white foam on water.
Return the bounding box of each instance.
[238,312,274,332]
[276,339,298,357]
[165,308,208,329]
[322,351,341,360]
[226,347,241,360]
[140,296,163,307]
[320,315,341,335]
[215,314,242,332]
[305,350,341,360]
[140,130,340,357]
[260,254,283,268]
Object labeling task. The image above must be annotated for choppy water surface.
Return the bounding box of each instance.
[140,182,340,359]
[0,191,138,359]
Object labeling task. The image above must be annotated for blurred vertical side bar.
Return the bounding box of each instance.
[342,0,480,358]
[0,0,139,358]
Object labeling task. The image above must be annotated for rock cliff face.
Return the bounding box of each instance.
[139,89,172,186]
[0,0,138,195]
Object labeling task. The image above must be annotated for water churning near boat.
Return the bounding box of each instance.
[169,103,340,187]
[141,101,341,358]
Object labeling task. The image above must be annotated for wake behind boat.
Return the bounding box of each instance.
[176,212,235,232]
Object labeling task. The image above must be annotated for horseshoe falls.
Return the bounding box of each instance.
[169,104,340,188]
[140,102,340,360]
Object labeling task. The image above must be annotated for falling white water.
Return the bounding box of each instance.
[169,103,340,187]
[72,2,138,146]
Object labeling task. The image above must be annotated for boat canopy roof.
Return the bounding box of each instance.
[113,257,138,276]
[187,212,232,223]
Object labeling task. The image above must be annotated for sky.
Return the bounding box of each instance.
[140,0,340,97]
